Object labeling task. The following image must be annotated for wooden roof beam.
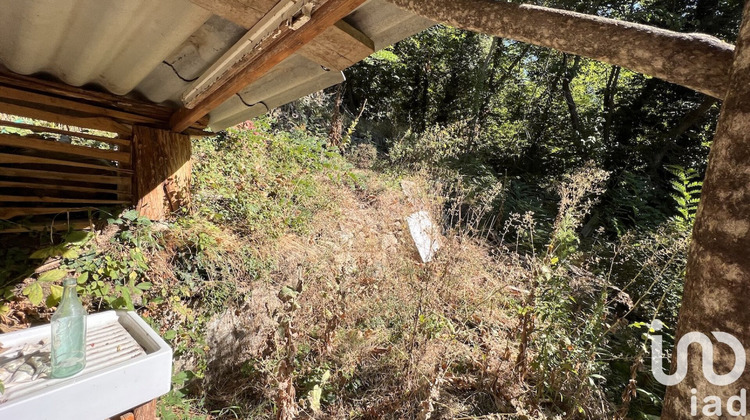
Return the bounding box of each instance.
[298,20,375,71]
[191,0,375,72]
[189,0,280,29]
[170,0,368,133]
[0,66,210,135]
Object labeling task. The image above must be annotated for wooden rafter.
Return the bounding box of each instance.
[170,0,368,132]
[189,0,279,29]
[190,0,375,72]
[0,99,133,137]
[0,67,210,135]
[298,20,375,71]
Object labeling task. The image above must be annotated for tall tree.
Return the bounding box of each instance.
[662,2,750,418]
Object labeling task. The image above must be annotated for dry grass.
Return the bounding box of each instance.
[193,170,543,419]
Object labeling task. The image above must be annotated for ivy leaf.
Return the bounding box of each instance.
[23,283,43,306]
[38,269,66,283]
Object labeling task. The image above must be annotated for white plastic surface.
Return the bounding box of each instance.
[406,211,441,263]
[0,310,172,420]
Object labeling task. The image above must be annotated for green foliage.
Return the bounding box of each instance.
[665,165,702,227]
[192,124,357,238]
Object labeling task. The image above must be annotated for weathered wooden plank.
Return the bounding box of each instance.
[170,0,368,132]
[0,85,164,126]
[0,66,210,130]
[0,180,129,195]
[0,167,128,186]
[182,0,309,108]
[133,399,157,420]
[188,0,278,29]
[0,99,132,137]
[0,207,93,219]
[298,20,375,70]
[0,133,131,164]
[133,126,192,220]
[0,120,131,147]
[0,195,130,204]
[0,153,133,174]
[0,219,92,233]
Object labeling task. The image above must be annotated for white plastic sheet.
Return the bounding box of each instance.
[406,211,440,263]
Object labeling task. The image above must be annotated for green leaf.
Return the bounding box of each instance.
[65,231,91,244]
[61,247,79,259]
[23,283,43,306]
[29,247,56,259]
[136,282,153,291]
[38,269,66,283]
[46,285,64,307]
[122,209,139,221]
[172,371,189,386]
[121,288,134,310]
[163,330,177,340]
[77,272,89,284]
[278,286,299,302]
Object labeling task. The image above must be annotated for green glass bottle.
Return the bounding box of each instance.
[51,277,87,378]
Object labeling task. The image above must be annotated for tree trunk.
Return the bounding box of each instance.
[560,54,582,136]
[470,37,502,142]
[602,65,620,144]
[328,83,344,148]
[648,96,718,177]
[662,2,750,418]
[384,0,734,99]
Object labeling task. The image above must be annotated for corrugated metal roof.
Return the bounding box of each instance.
[0,0,433,131]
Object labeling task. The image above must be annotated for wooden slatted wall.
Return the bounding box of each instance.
[0,116,133,225]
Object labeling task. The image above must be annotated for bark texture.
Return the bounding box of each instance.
[662,2,750,418]
[385,0,734,99]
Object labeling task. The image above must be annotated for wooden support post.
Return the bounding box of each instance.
[662,2,750,419]
[132,126,192,220]
[109,399,157,420]
[132,399,157,420]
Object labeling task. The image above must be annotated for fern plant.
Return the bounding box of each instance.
[665,165,702,227]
